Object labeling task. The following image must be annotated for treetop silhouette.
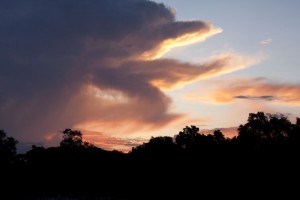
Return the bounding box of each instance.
[60,128,94,148]
[1,112,300,199]
[0,129,18,164]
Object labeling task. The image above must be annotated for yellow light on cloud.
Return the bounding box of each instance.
[141,24,223,60]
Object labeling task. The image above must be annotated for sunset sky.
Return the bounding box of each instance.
[1,0,300,152]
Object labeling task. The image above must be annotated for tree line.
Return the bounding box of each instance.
[1,112,300,199]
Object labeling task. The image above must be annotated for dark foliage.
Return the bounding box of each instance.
[0,129,18,165]
[1,112,300,199]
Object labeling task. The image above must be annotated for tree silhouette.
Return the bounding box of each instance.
[60,128,94,148]
[238,112,293,139]
[175,125,199,149]
[131,136,177,157]
[296,118,300,126]
[60,128,83,147]
[2,112,300,199]
[287,117,300,146]
[237,112,295,149]
[213,129,225,144]
[0,129,18,164]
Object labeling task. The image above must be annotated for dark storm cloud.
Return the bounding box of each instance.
[0,0,224,144]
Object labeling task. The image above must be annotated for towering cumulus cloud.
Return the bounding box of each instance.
[0,0,252,147]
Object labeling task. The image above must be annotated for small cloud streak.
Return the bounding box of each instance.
[209,78,300,105]
[260,38,272,45]
[234,95,277,101]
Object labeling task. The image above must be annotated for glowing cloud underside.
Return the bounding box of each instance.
[129,52,262,91]
[142,24,223,60]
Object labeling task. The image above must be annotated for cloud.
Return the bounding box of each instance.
[141,21,222,60]
[208,78,300,105]
[234,95,277,101]
[123,52,261,90]
[0,0,257,149]
[260,38,272,45]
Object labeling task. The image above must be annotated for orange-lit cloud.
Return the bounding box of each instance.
[206,78,300,105]
[82,130,147,152]
[141,22,223,60]
[125,53,261,91]
[42,129,147,152]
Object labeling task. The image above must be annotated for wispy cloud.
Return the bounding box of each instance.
[234,95,277,101]
[123,52,262,91]
[260,38,272,45]
[83,130,148,152]
[206,78,300,105]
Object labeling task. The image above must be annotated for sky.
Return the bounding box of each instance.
[1,0,300,152]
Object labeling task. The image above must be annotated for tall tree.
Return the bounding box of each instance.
[60,129,94,148]
[0,130,18,164]
[175,125,199,149]
[237,112,295,149]
[213,130,225,144]
[132,136,176,156]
